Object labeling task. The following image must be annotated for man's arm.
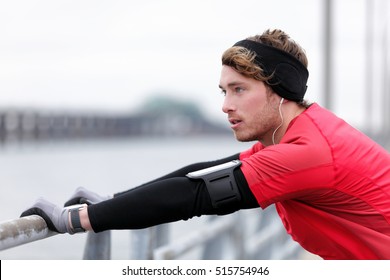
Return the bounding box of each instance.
[21,153,259,234]
[86,163,259,232]
[113,153,240,197]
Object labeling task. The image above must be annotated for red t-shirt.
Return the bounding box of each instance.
[239,103,390,259]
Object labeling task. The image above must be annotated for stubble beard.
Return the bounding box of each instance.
[233,102,280,144]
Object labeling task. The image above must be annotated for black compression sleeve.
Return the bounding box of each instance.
[88,167,259,232]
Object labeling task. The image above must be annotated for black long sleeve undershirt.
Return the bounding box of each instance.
[113,154,240,197]
[88,154,260,232]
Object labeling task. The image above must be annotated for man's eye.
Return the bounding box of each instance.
[235,87,244,93]
[220,90,226,96]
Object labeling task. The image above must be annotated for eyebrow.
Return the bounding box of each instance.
[218,81,245,90]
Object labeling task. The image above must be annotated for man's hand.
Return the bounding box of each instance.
[64,186,111,206]
[20,197,78,234]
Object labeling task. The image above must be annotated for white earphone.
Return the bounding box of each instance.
[272,97,285,145]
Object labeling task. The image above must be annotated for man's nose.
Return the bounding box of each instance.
[222,95,236,114]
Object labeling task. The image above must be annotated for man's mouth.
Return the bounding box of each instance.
[228,118,243,129]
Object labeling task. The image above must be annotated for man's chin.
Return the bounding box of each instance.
[234,132,257,143]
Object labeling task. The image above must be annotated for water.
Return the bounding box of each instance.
[0,136,254,259]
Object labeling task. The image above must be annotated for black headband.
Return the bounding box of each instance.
[233,39,309,102]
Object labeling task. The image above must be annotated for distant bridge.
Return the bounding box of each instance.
[0,108,229,143]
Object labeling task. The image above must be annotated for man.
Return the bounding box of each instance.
[21,29,390,260]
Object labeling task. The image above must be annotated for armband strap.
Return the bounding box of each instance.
[186,160,242,209]
[70,206,86,234]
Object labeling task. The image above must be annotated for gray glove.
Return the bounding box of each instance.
[64,186,111,207]
[20,197,80,234]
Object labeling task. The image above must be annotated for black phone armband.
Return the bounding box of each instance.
[186,160,242,210]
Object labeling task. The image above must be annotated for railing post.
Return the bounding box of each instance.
[201,216,224,259]
[82,231,111,260]
[202,213,245,259]
[231,212,246,259]
[130,224,169,259]
[130,228,152,259]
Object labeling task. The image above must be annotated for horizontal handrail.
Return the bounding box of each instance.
[0,215,57,251]
[1,208,303,259]
[153,216,237,260]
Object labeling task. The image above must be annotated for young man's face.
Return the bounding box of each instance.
[219,65,281,145]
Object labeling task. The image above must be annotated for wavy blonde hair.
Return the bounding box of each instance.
[222,29,310,106]
[222,29,308,83]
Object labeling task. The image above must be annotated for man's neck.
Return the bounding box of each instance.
[263,102,307,146]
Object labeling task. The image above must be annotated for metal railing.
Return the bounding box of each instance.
[0,206,303,260]
[0,215,56,251]
[0,215,111,259]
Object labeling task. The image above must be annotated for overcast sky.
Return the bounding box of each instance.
[0,0,387,127]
